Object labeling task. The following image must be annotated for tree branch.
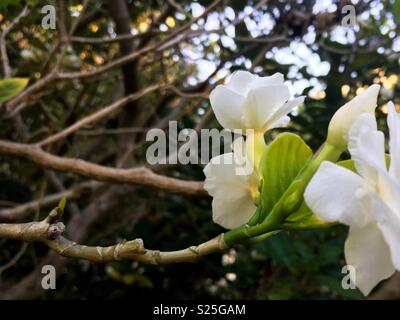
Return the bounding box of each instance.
[69,30,165,44]
[0,181,101,222]
[0,140,206,195]
[0,5,29,78]
[0,205,226,264]
[3,0,223,116]
[36,85,159,147]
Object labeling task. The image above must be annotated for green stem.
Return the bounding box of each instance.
[281,142,342,214]
[240,230,280,245]
[224,143,342,247]
[300,143,342,187]
[223,213,280,246]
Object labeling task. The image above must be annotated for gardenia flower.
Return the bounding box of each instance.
[209,71,305,133]
[327,84,380,151]
[304,102,400,295]
[204,137,259,230]
[204,71,304,229]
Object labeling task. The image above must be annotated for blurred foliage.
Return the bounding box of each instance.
[0,0,399,299]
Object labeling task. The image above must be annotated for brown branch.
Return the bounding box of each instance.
[36,85,158,147]
[76,127,149,136]
[3,0,223,116]
[0,207,227,264]
[1,185,127,299]
[0,5,29,78]
[70,30,165,44]
[0,242,28,274]
[167,85,209,98]
[0,181,101,222]
[0,140,206,195]
[3,73,56,116]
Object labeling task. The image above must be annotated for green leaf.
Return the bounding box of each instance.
[336,159,356,171]
[259,133,312,221]
[58,197,67,213]
[285,201,333,229]
[0,78,29,104]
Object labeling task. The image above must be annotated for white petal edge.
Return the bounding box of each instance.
[226,71,256,96]
[209,85,246,130]
[204,153,249,195]
[204,153,258,229]
[388,102,400,181]
[369,184,400,270]
[304,161,374,227]
[250,72,284,88]
[243,84,289,129]
[348,113,386,185]
[267,115,291,130]
[345,222,395,296]
[211,193,257,229]
[264,96,305,130]
[327,84,380,149]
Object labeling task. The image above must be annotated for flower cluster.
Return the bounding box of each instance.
[204,71,304,229]
[305,101,400,295]
[204,70,400,296]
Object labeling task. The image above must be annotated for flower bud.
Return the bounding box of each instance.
[327,84,380,151]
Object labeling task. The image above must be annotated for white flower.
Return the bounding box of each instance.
[204,137,259,230]
[304,102,400,295]
[209,71,304,133]
[327,84,380,151]
[205,71,304,229]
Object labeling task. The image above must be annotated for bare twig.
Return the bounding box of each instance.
[0,206,227,264]
[0,5,29,78]
[76,127,149,136]
[36,85,159,147]
[4,0,223,116]
[0,140,206,195]
[0,181,101,222]
[4,73,56,117]
[0,243,29,274]
[70,30,165,44]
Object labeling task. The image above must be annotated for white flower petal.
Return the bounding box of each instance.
[345,223,395,296]
[388,102,400,181]
[204,153,248,193]
[377,169,400,214]
[368,192,400,270]
[348,113,378,139]
[243,85,290,129]
[304,161,374,227]
[209,85,246,130]
[227,71,284,96]
[204,153,258,229]
[227,71,256,96]
[231,135,261,172]
[327,84,380,150]
[348,114,386,185]
[264,96,305,130]
[231,136,247,165]
[211,193,257,229]
[250,72,284,88]
[267,116,291,130]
